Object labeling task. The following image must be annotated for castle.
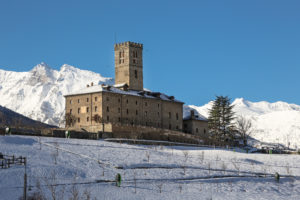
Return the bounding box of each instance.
[64,42,207,136]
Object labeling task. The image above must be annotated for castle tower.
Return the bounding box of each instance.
[114,41,143,91]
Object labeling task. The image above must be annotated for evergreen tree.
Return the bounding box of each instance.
[208,96,235,144]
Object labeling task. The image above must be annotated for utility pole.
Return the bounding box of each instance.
[23,157,27,200]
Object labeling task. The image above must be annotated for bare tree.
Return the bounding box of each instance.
[235,116,253,146]
[65,113,77,127]
[156,182,164,193]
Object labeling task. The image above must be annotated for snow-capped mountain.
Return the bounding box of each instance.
[0,63,113,126]
[0,63,299,147]
[185,98,300,148]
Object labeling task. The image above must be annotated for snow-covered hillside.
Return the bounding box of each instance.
[0,135,299,200]
[0,64,299,147]
[0,63,113,126]
[185,98,300,148]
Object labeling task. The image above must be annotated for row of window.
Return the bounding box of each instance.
[71,106,179,120]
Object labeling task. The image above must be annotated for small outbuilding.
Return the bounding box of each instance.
[183,110,208,136]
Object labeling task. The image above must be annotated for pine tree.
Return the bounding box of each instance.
[208,96,235,144]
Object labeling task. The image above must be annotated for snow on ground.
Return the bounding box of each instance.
[0,135,300,200]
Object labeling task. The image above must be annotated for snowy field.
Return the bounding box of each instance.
[0,135,300,200]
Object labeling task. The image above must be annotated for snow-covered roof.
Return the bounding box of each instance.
[183,114,208,121]
[64,84,184,103]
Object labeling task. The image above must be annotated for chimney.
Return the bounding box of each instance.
[191,110,195,119]
[91,82,94,86]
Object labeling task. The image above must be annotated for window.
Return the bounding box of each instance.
[70,109,72,114]
[119,51,122,58]
[157,112,160,116]
[86,107,89,113]
[176,126,179,130]
[145,111,147,116]
[95,97,98,101]
[78,108,80,114]
[118,107,121,113]
[87,98,89,102]
[196,128,199,133]
[87,117,89,122]
[78,118,80,123]
[145,102,148,106]
[158,104,160,108]
[118,98,121,103]
[119,59,121,64]
[135,101,138,105]
[134,70,137,78]
[126,109,129,115]
[133,59,136,64]
[107,116,109,121]
[169,112,171,119]
[136,110,138,115]
[169,124,172,129]
[95,106,98,112]
[176,113,179,120]
[126,99,128,104]
[106,97,109,101]
[118,117,121,122]
[70,100,72,104]
[107,106,109,112]
[78,99,80,103]
[204,129,206,134]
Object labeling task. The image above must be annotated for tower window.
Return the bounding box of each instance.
[87,117,89,122]
[118,117,121,122]
[176,113,179,120]
[169,112,171,119]
[95,106,98,112]
[158,112,160,116]
[145,102,148,106]
[107,106,109,112]
[118,98,121,103]
[136,110,138,115]
[145,111,147,116]
[70,100,72,104]
[95,97,98,101]
[78,99,80,103]
[78,118,80,123]
[86,107,89,113]
[135,100,138,105]
[106,97,109,101]
[126,99,128,104]
[196,128,199,133]
[78,108,80,114]
[87,98,89,102]
[126,109,129,115]
[107,116,109,121]
[204,129,206,134]
[70,109,72,114]
[134,70,137,78]
[118,107,121,113]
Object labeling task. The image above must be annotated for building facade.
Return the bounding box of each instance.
[183,110,208,136]
[65,42,184,132]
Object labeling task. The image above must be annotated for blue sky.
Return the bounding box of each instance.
[0,0,299,106]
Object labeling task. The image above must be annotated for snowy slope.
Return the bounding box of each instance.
[0,135,300,200]
[0,63,113,126]
[185,98,300,148]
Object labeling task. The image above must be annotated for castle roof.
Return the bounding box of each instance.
[64,84,184,104]
[183,113,208,121]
